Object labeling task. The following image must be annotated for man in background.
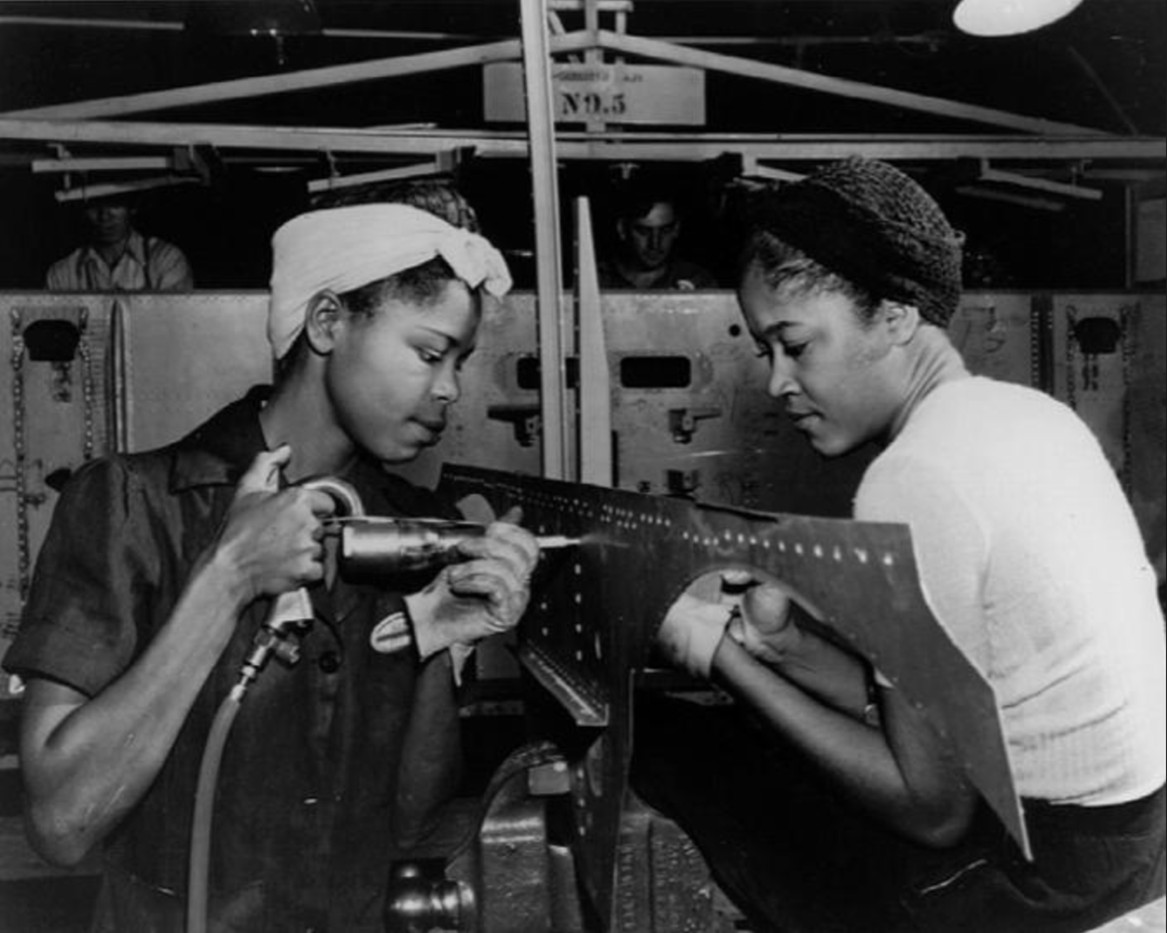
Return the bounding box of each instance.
[46,192,193,291]
[599,178,719,290]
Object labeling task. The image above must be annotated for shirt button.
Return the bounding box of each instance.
[318,651,340,674]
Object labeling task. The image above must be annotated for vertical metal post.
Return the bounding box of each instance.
[1123,185,1135,289]
[584,0,605,134]
[575,196,613,486]
[614,5,627,63]
[108,298,129,452]
[520,0,570,480]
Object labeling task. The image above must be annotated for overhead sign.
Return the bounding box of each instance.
[483,62,705,125]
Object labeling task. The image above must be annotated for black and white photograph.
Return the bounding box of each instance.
[0,2,1163,931]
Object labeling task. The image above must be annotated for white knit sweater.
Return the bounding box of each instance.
[855,377,1166,805]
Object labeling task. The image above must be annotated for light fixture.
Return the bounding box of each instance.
[953,0,1084,37]
[976,159,1102,200]
[954,159,1102,211]
[956,185,1065,211]
[184,0,321,65]
[55,176,203,204]
[184,1,321,39]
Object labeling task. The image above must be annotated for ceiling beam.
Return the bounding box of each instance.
[0,14,973,50]
[0,15,181,32]
[32,155,175,173]
[595,30,1108,137]
[552,136,1162,163]
[0,33,594,121]
[306,149,466,194]
[1,118,1160,164]
[0,15,493,42]
[1,23,1111,141]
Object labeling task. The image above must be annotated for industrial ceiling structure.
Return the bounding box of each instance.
[0,0,1163,287]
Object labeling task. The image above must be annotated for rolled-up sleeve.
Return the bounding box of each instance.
[3,457,160,697]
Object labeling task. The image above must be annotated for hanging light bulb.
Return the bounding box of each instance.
[953,0,1084,36]
[184,1,322,39]
[184,1,321,68]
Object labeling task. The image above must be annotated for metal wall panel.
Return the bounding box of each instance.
[1052,293,1166,582]
[1052,295,1139,482]
[398,291,876,517]
[1,290,1163,698]
[950,293,1036,386]
[1,295,112,699]
[118,293,272,453]
[1129,295,1166,583]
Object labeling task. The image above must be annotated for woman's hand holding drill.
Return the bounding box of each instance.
[214,446,338,606]
[404,507,540,659]
[217,454,541,658]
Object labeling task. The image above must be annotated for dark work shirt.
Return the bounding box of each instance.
[4,389,464,932]
[597,256,720,290]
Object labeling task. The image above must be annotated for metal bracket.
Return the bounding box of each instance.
[487,403,542,448]
[667,406,721,444]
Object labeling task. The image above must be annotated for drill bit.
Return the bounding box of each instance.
[536,535,581,549]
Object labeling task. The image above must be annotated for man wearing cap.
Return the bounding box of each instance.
[640,158,1165,931]
[46,192,193,291]
[6,203,539,930]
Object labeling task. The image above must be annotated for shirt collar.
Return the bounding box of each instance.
[169,386,273,492]
[82,229,149,270]
[166,387,424,515]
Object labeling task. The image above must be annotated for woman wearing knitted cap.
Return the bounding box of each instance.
[5,203,540,931]
[640,158,1165,932]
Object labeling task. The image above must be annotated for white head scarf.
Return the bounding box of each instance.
[267,203,512,359]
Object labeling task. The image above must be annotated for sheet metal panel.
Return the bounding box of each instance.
[1,295,112,699]
[440,464,1027,929]
[117,293,271,452]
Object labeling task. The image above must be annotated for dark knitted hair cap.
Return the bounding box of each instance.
[756,157,964,326]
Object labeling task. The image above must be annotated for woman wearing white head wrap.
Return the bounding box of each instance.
[8,198,539,932]
[268,203,512,360]
[262,202,517,469]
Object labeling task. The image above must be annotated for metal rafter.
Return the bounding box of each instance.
[2,119,1160,164]
[0,33,593,121]
[0,20,1121,144]
[594,29,1107,136]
